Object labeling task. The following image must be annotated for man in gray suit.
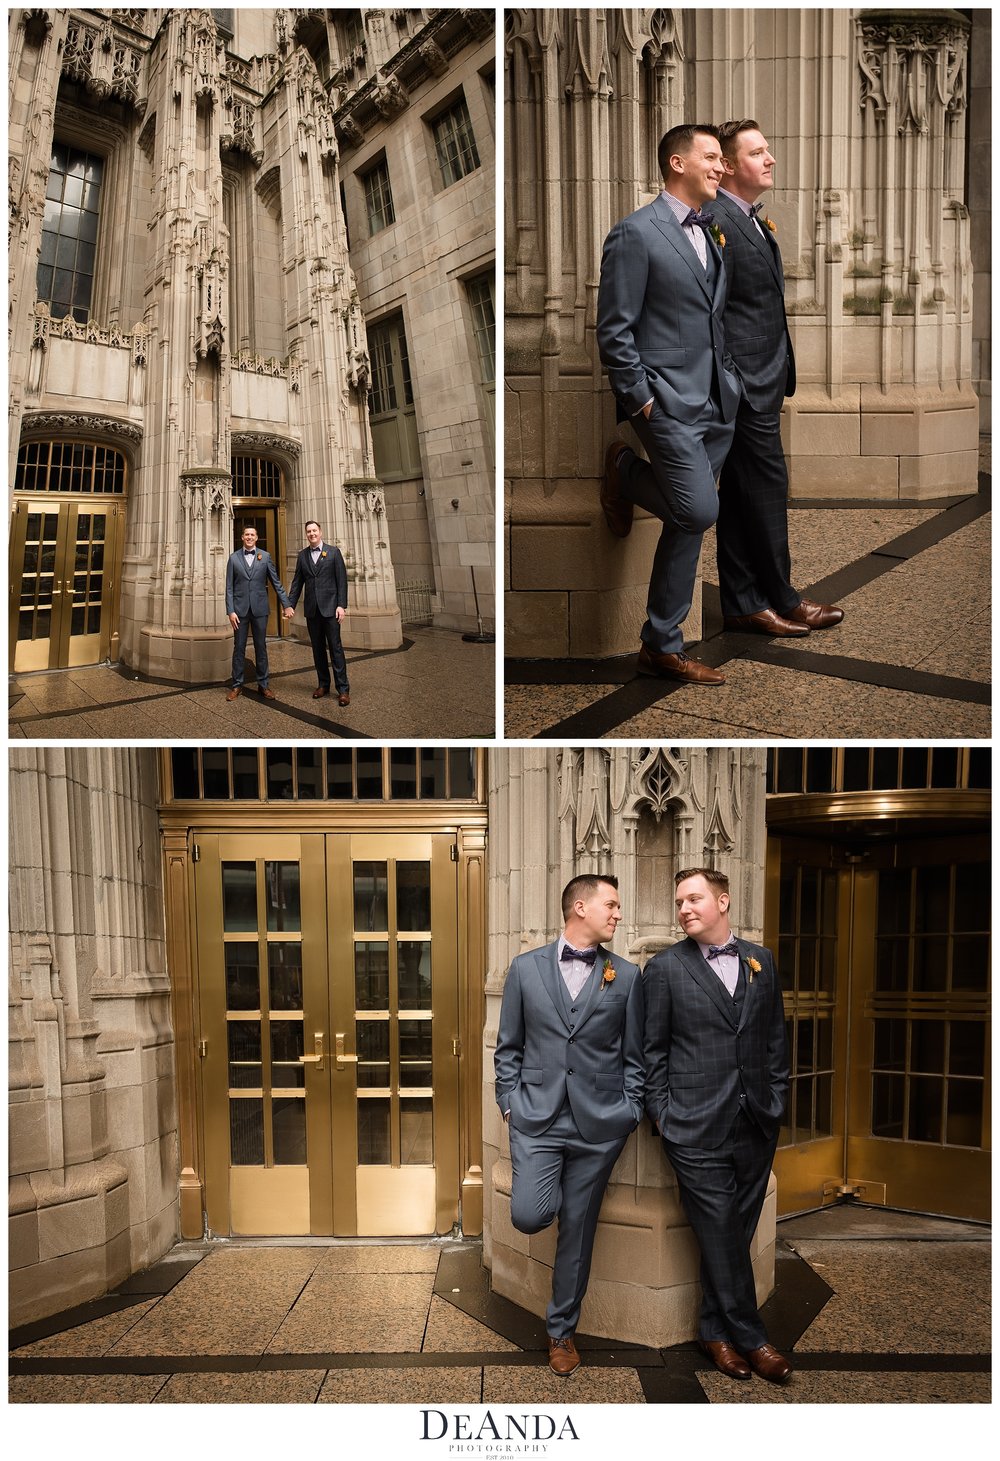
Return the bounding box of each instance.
[643,867,792,1384]
[597,123,742,685]
[495,874,644,1375]
[714,119,843,636]
[288,520,351,707]
[225,524,293,701]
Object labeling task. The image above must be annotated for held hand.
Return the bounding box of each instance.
[283,606,294,620]
[228,611,240,629]
[335,606,346,623]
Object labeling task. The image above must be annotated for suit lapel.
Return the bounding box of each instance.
[677,937,738,1028]
[734,940,760,1033]
[649,195,713,302]
[533,943,572,1032]
[719,195,784,290]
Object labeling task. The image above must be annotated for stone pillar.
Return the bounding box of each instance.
[9,748,177,1326]
[484,747,773,1347]
[120,9,236,680]
[968,10,991,437]
[271,38,401,652]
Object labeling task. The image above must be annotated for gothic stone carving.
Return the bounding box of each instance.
[21,409,142,444]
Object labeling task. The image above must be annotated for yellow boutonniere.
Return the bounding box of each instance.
[321,551,327,558]
[256,553,262,561]
[764,216,777,233]
[709,222,726,249]
[601,958,616,986]
[746,955,761,984]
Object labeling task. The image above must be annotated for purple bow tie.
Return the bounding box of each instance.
[561,944,597,965]
[685,207,715,229]
[707,941,738,959]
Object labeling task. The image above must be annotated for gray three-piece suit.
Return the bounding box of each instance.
[495,942,644,1337]
[596,193,743,653]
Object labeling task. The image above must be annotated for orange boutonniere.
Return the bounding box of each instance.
[746,955,761,984]
[256,553,262,561]
[321,551,327,558]
[601,958,616,987]
[764,216,777,233]
[709,221,726,249]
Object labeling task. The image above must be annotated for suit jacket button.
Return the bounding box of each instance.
[567,1068,574,1075]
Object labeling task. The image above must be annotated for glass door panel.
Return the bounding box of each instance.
[10,497,122,671]
[196,834,332,1236]
[329,833,459,1236]
[194,830,460,1237]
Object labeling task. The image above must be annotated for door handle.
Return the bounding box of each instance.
[335,1032,359,1068]
[298,1031,324,1072]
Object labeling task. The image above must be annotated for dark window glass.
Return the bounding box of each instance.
[296,749,322,800]
[872,748,899,790]
[391,749,418,799]
[775,750,802,794]
[421,748,447,799]
[966,749,990,789]
[431,96,480,187]
[929,747,959,789]
[328,749,353,798]
[901,747,929,788]
[172,749,199,799]
[230,1098,264,1164]
[805,748,833,793]
[272,1096,306,1164]
[202,749,230,799]
[37,142,104,322]
[356,749,383,799]
[397,862,431,931]
[449,749,475,798]
[233,748,259,799]
[266,749,294,800]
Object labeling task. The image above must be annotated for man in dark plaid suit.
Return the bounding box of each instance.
[643,866,792,1384]
[713,120,843,636]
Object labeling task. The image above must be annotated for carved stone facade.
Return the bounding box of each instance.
[8,9,495,681]
[9,749,176,1326]
[485,746,771,1346]
[505,7,990,658]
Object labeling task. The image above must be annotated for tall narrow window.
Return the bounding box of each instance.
[431,97,480,187]
[466,273,495,385]
[367,315,420,479]
[362,158,395,236]
[37,142,104,322]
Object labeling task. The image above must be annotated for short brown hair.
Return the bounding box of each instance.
[562,874,619,922]
[674,866,730,894]
[718,118,761,161]
[657,123,720,181]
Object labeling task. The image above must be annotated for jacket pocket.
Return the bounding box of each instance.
[594,1073,623,1091]
[519,1067,543,1085]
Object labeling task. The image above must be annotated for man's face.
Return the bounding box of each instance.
[723,128,775,201]
[675,875,730,944]
[670,134,726,206]
[305,523,322,547]
[241,528,258,550]
[576,882,623,946]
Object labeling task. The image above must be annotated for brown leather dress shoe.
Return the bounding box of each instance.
[698,1339,751,1380]
[258,686,276,699]
[637,644,726,685]
[548,1335,581,1377]
[312,686,329,699]
[743,1343,793,1383]
[787,596,844,629]
[226,687,241,701]
[601,441,634,538]
[338,691,350,707]
[724,608,809,637]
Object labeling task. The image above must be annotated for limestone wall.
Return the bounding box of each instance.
[9,748,177,1326]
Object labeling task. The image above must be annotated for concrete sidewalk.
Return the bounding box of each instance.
[505,486,991,740]
[10,625,496,741]
[9,1206,990,1405]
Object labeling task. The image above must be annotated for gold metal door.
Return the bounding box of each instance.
[768,834,990,1220]
[9,497,123,671]
[193,831,460,1237]
[232,506,285,638]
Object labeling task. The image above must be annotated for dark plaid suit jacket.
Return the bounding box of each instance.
[642,935,789,1150]
[288,544,348,619]
[714,191,795,415]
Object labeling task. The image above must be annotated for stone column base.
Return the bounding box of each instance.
[487,1149,777,1349]
[130,626,233,684]
[341,606,402,652]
